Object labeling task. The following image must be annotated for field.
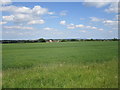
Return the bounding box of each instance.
[2,41,118,88]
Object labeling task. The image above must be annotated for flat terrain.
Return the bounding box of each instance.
[2,41,118,88]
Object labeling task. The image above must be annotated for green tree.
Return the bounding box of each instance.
[70,39,79,41]
[61,39,67,42]
[38,38,46,42]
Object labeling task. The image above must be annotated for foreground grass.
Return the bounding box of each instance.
[3,60,118,88]
[2,41,118,88]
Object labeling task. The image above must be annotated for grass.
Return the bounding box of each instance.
[2,41,118,88]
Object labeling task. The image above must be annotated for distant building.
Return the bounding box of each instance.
[49,40,53,42]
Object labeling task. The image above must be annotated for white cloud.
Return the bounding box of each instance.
[90,17,102,22]
[81,30,86,33]
[67,23,76,29]
[60,20,66,25]
[86,26,92,29]
[91,26,97,29]
[115,14,120,20]
[86,26,97,29]
[48,12,55,15]
[27,20,45,25]
[3,26,34,30]
[0,0,12,5]
[76,24,85,28]
[2,14,35,24]
[89,16,119,26]
[2,5,51,25]
[83,0,119,13]
[60,20,102,30]
[67,26,76,29]
[15,6,32,14]
[98,28,104,31]
[83,0,111,8]
[13,14,33,23]
[2,15,14,21]
[0,21,7,25]
[1,5,48,15]
[43,27,55,31]
[103,20,118,25]
[32,6,48,15]
[60,10,68,16]
[1,5,20,12]
[104,3,118,13]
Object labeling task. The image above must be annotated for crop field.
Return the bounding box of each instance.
[2,41,118,88]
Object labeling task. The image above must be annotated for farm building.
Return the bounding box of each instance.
[49,40,53,42]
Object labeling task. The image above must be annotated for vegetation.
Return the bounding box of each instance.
[1,38,119,44]
[2,41,118,88]
[70,39,79,41]
[61,39,67,42]
[38,38,46,42]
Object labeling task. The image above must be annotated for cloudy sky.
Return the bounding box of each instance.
[0,0,119,40]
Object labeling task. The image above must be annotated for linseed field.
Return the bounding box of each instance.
[2,41,118,88]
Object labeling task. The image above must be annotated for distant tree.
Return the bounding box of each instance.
[112,38,118,41]
[90,38,94,41]
[70,39,79,41]
[38,38,46,42]
[61,39,67,42]
[80,39,84,41]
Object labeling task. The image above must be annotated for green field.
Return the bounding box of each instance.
[2,41,118,88]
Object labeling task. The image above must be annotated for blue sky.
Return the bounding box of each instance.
[0,1,119,40]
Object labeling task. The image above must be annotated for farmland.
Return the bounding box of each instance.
[2,41,118,88]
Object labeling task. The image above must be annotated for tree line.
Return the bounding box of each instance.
[0,38,119,44]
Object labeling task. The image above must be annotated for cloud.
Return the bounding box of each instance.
[76,24,85,28]
[60,20,66,25]
[2,15,14,21]
[83,0,119,13]
[115,14,120,20]
[3,14,34,24]
[3,26,34,30]
[98,28,104,31]
[60,20,103,30]
[89,16,118,26]
[103,20,118,25]
[104,2,118,13]
[86,26,98,29]
[32,6,48,15]
[67,26,76,29]
[43,27,55,31]
[0,21,7,25]
[67,23,76,29]
[90,17,102,22]
[91,26,97,29]
[0,0,12,5]
[71,24,98,30]
[27,20,45,25]
[1,5,52,25]
[83,0,111,8]
[1,5,48,15]
[12,14,33,23]
[81,30,86,33]
[48,12,55,15]
[60,10,68,16]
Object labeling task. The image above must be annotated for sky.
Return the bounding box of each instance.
[0,0,119,40]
